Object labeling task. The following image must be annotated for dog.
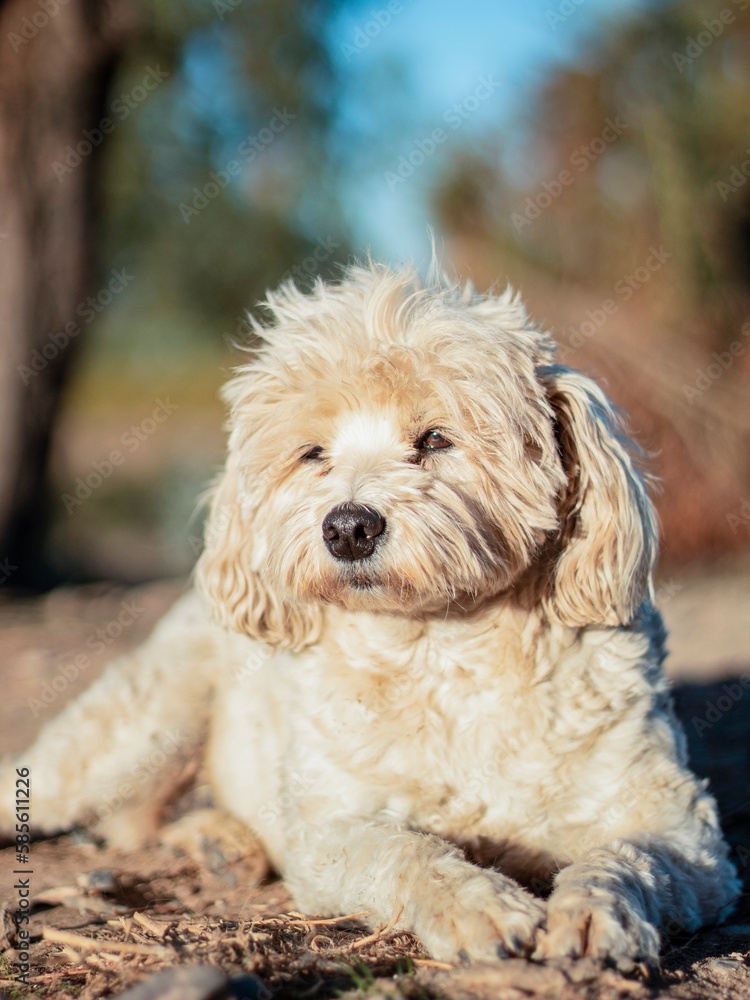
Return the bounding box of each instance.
[1,261,739,967]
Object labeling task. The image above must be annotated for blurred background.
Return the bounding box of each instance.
[0,0,748,590]
[0,0,749,928]
[2,0,750,970]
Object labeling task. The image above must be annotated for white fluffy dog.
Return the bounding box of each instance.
[1,262,739,967]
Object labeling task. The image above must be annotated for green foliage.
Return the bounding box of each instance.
[98,0,352,355]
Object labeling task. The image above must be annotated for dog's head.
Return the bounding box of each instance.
[196,263,657,647]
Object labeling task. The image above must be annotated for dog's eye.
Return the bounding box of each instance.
[300,445,325,463]
[418,430,453,452]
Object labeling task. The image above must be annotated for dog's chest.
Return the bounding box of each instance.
[358,669,547,831]
[299,611,566,834]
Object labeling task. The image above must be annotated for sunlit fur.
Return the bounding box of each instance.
[1,262,738,967]
[197,263,656,645]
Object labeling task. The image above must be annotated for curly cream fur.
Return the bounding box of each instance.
[0,261,738,965]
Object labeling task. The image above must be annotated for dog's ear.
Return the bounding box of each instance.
[540,366,657,627]
[195,463,321,650]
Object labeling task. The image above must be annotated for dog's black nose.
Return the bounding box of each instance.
[322,503,385,561]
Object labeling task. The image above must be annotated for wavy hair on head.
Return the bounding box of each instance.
[195,395,323,651]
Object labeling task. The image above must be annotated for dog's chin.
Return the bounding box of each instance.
[301,561,512,617]
[324,570,416,613]
[295,562,426,614]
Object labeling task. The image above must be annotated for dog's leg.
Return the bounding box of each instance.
[536,829,740,968]
[283,818,546,962]
[0,591,219,848]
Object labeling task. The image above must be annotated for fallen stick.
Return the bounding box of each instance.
[346,908,403,951]
[42,927,171,957]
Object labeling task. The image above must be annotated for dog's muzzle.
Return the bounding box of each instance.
[322,502,385,561]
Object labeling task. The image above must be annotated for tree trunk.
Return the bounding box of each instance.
[0,0,128,587]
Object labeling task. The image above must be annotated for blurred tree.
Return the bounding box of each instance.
[435,0,750,342]
[0,0,352,586]
[433,0,750,565]
[0,0,129,588]
[98,0,352,354]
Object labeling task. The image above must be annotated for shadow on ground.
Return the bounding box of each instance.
[0,584,748,999]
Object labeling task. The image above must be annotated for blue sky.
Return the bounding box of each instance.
[325,0,657,263]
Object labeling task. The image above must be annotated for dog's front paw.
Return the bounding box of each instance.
[534,890,659,970]
[162,808,268,876]
[415,870,546,963]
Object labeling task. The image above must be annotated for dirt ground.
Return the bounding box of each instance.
[0,561,749,1000]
